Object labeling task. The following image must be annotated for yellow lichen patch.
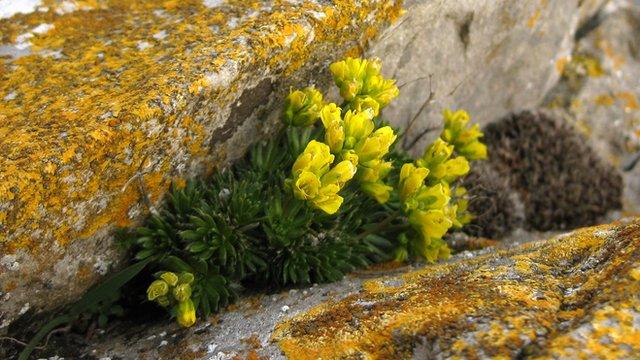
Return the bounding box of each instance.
[0,0,403,259]
[595,94,615,107]
[273,220,640,359]
[616,91,640,112]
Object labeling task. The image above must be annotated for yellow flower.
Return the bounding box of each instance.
[156,296,170,307]
[282,87,324,126]
[329,58,368,101]
[357,159,393,183]
[293,171,321,200]
[292,140,334,177]
[413,237,451,263]
[441,109,471,141]
[399,163,430,202]
[147,279,169,301]
[343,109,375,148]
[361,74,399,108]
[408,209,453,241]
[431,157,470,182]
[321,160,357,188]
[418,139,454,169]
[351,96,381,117]
[413,183,450,210]
[173,283,192,302]
[160,272,178,287]
[460,141,488,161]
[319,103,341,127]
[311,184,343,214]
[321,104,345,153]
[361,181,393,204]
[353,126,397,163]
[176,299,197,327]
[341,150,359,166]
[441,109,487,161]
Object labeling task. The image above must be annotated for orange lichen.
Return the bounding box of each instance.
[595,94,615,107]
[273,220,640,359]
[0,0,403,258]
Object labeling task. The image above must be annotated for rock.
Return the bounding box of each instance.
[0,0,404,331]
[273,218,640,359]
[0,0,616,333]
[543,0,640,213]
[370,0,609,154]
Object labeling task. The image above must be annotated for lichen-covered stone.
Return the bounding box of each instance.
[273,218,640,359]
[0,0,402,331]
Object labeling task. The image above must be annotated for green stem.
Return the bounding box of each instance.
[18,314,72,360]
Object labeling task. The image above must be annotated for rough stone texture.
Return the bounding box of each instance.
[40,218,637,359]
[543,0,640,214]
[370,0,609,154]
[0,0,403,330]
[0,0,621,337]
[274,218,640,359]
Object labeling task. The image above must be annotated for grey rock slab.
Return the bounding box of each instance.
[370,0,609,155]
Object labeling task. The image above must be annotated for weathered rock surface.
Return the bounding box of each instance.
[0,0,404,330]
[37,219,635,359]
[371,0,609,153]
[543,0,640,213]
[274,218,640,359]
[0,0,623,337]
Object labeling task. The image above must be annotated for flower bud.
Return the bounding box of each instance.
[147,280,169,301]
[399,163,429,202]
[176,299,197,327]
[173,283,192,302]
[160,272,178,287]
[361,181,393,204]
[282,87,324,126]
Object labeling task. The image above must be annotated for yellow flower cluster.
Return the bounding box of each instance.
[441,109,488,161]
[397,163,452,262]
[285,57,400,211]
[329,57,399,114]
[320,104,397,204]
[282,87,324,127]
[289,140,356,214]
[147,271,196,327]
[395,109,487,262]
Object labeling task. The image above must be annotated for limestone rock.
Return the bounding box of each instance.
[0,0,615,333]
[273,218,640,359]
[370,0,609,154]
[0,0,404,331]
[543,0,640,213]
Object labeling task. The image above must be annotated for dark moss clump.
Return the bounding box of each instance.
[482,111,622,231]
[461,162,523,239]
